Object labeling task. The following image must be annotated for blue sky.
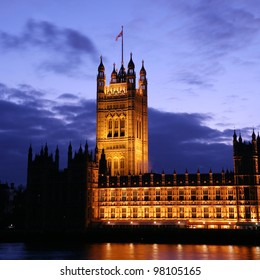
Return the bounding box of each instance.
[1,0,260,184]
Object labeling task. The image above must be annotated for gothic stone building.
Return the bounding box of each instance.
[91,55,260,230]
[26,54,260,230]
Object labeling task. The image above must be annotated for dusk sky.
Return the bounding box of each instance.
[1,0,260,185]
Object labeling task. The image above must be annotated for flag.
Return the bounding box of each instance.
[116,30,123,41]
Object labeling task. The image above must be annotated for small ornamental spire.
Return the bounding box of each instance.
[98,55,105,72]
[252,129,256,140]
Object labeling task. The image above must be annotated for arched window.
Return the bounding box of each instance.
[114,158,119,175]
[107,158,112,174]
[120,158,125,175]
[120,118,125,137]
[107,119,112,137]
[114,119,118,137]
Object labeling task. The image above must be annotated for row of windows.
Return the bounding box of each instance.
[107,118,125,138]
[107,158,125,176]
[99,207,239,219]
[99,190,236,202]
[107,104,126,109]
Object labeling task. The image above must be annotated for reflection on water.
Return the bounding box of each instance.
[0,243,260,260]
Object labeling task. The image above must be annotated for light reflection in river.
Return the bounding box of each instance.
[0,243,260,260]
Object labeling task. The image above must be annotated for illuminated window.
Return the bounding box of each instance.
[114,158,119,175]
[216,189,221,200]
[204,207,209,218]
[156,190,160,201]
[120,119,125,137]
[167,190,172,201]
[114,119,118,137]
[111,208,115,218]
[203,189,208,200]
[245,206,251,219]
[100,190,105,202]
[107,159,112,174]
[133,207,138,218]
[156,208,161,218]
[144,190,149,201]
[100,208,104,218]
[228,189,233,200]
[179,190,184,201]
[107,119,112,137]
[191,189,196,200]
[122,191,126,201]
[167,208,172,218]
[120,158,124,175]
[133,191,138,201]
[192,207,196,218]
[111,190,115,202]
[179,207,184,218]
[216,207,221,218]
[122,208,126,218]
[229,207,234,219]
[144,207,149,218]
[239,188,244,200]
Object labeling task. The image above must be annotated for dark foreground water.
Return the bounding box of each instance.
[0,243,260,260]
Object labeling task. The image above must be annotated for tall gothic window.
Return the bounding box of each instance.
[114,119,118,137]
[107,159,112,174]
[114,158,119,175]
[107,119,112,137]
[120,158,125,175]
[120,118,125,137]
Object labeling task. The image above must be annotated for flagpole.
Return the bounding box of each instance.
[121,26,124,66]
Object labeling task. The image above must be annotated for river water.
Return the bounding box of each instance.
[0,243,260,260]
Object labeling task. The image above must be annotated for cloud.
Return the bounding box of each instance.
[0,83,96,184]
[148,108,234,173]
[176,71,213,87]
[161,1,260,88]
[57,93,79,100]
[0,19,98,75]
[177,1,260,57]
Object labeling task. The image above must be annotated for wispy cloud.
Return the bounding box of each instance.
[0,19,98,75]
[162,0,260,88]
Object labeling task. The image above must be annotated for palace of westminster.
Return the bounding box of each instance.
[25,52,260,231]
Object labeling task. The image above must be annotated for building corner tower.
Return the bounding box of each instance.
[96,54,148,175]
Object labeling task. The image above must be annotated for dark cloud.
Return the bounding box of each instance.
[0,83,236,185]
[58,93,79,100]
[0,19,97,75]
[148,108,234,173]
[0,83,96,185]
